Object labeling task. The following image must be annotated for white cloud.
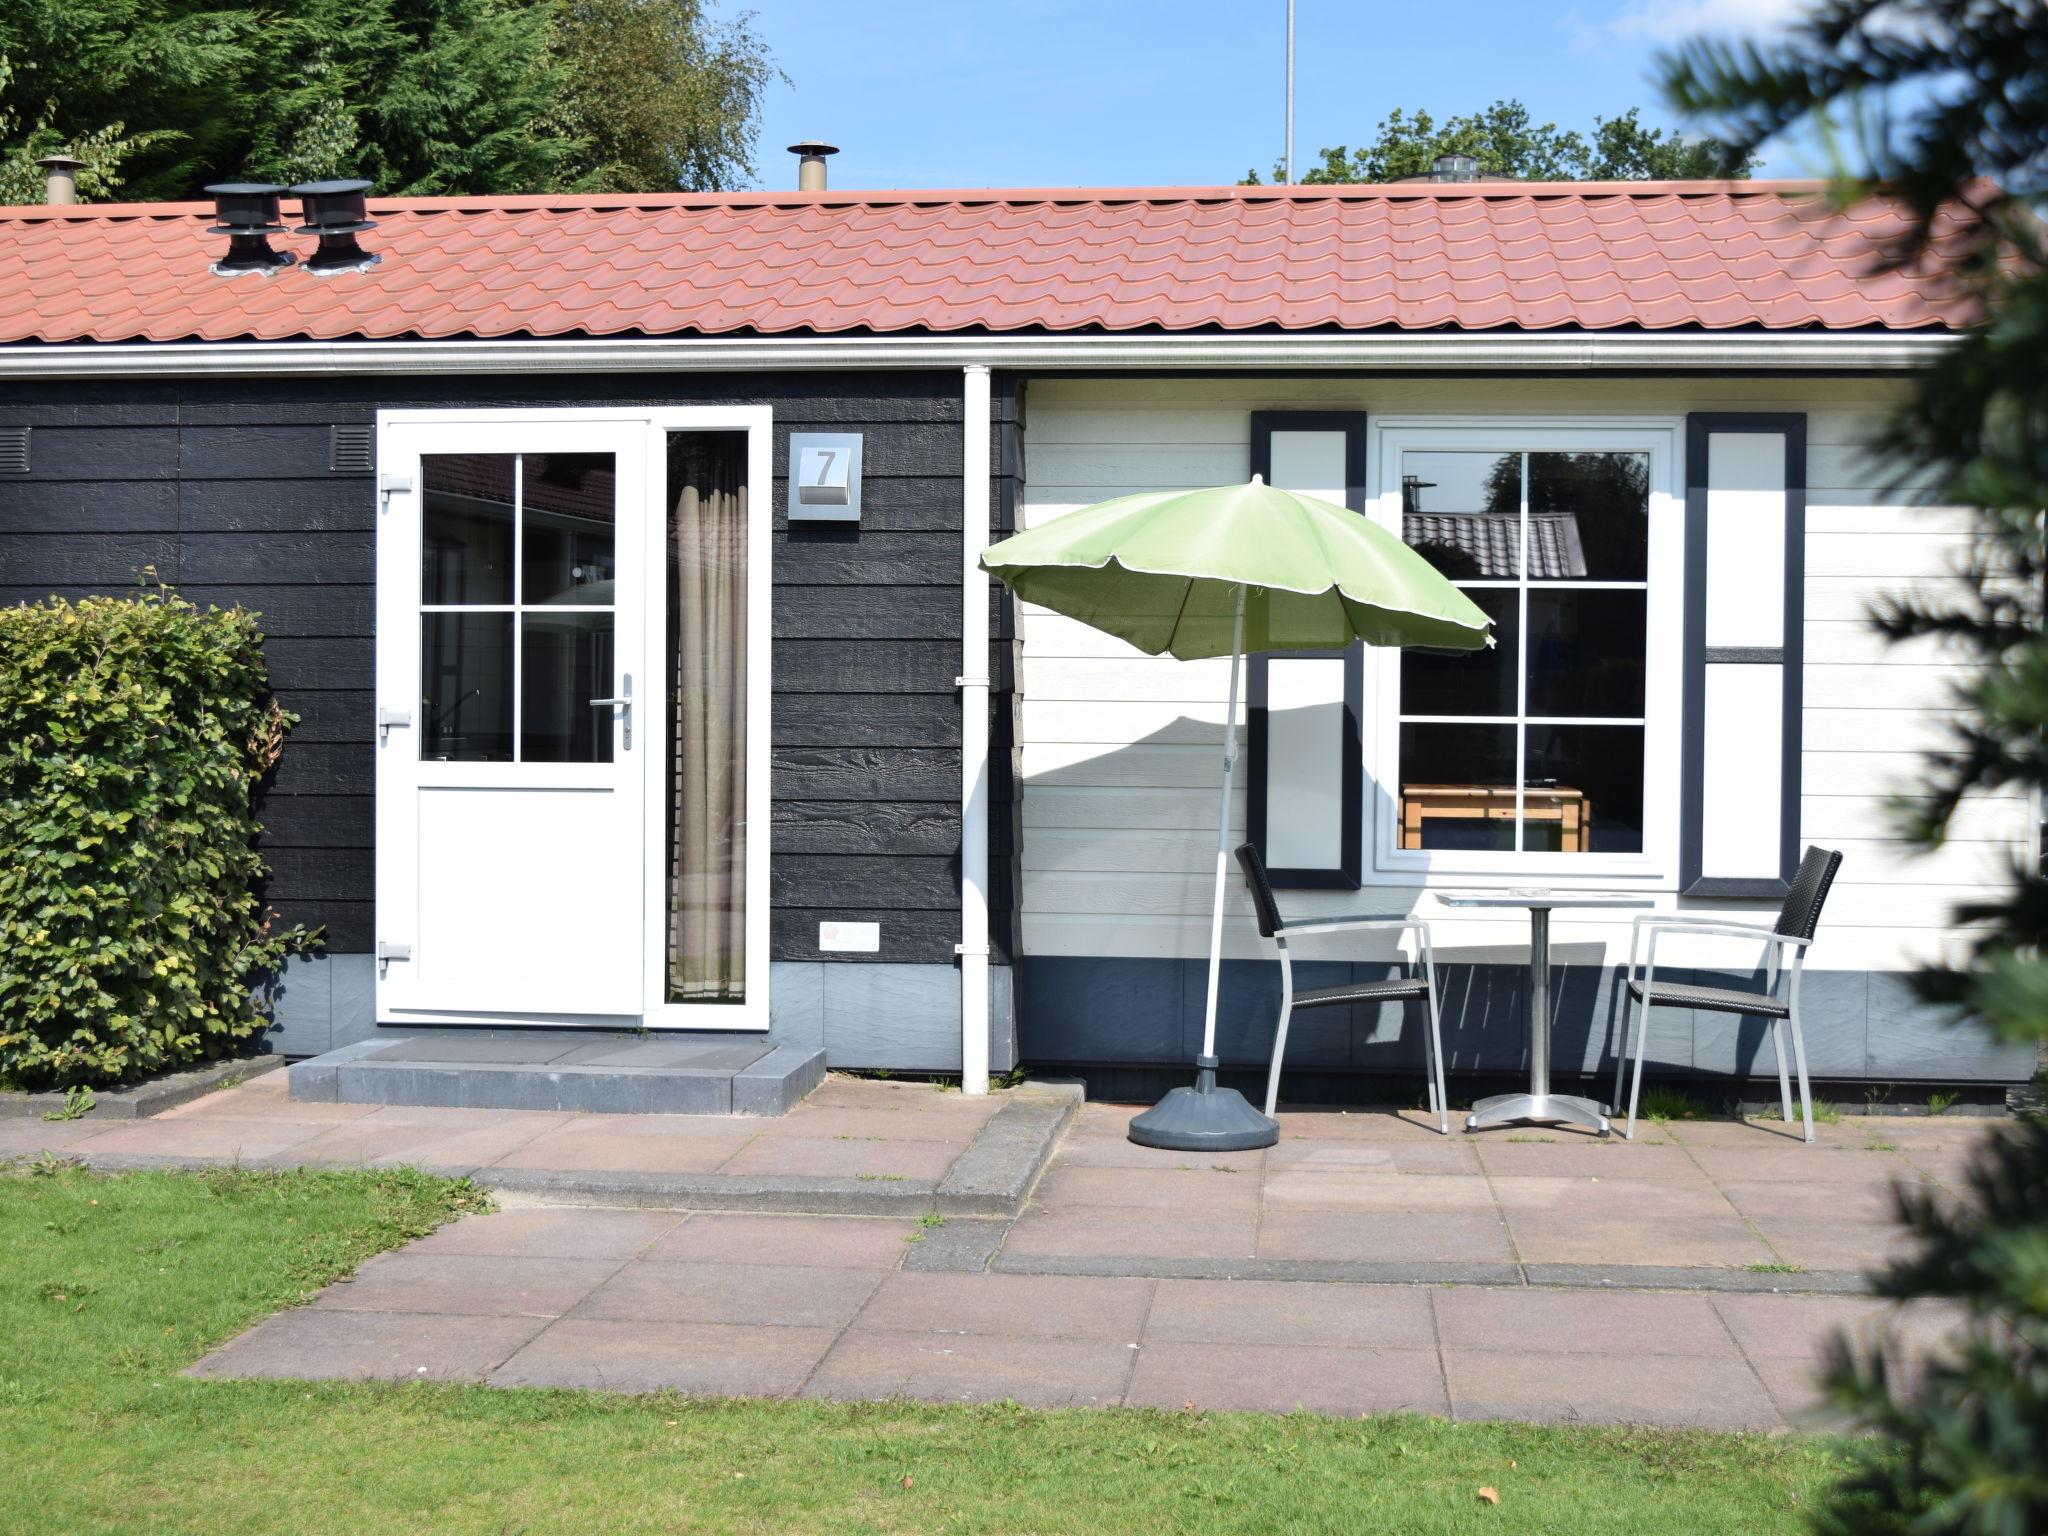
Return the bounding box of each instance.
[1608,0,1813,43]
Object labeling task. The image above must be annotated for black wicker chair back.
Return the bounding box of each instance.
[1773,846,1844,941]
[1234,842,1286,939]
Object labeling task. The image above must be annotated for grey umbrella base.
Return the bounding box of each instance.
[1127,1058,1280,1151]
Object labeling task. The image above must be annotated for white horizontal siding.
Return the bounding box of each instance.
[1015,377,2028,972]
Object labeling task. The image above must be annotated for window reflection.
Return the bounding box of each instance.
[1401,452,1521,579]
[1528,452,1647,582]
[1397,448,1652,857]
[421,613,513,761]
[522,453,617,605]
[422,454,514,605]
[522,612,614,763]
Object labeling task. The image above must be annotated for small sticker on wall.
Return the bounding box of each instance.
[818,921,881,953]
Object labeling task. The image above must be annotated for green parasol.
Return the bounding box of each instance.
[981,476,1492,1150]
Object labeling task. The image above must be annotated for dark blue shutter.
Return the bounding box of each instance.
[1245,411,1367,889]
[1679,413,1807,897]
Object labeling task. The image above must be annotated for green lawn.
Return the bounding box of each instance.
[0,1161,1849,1535]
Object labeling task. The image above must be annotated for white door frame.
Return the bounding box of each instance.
[374,405,773,1032]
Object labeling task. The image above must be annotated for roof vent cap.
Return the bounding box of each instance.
[1429,153,1479,183]
[36,154,83,206]
[205,182,295,275]
[787,140,838,192]
[290,179,380,275]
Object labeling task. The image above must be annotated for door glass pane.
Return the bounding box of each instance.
[1527,452,1648,582]
[1526,725,1645,853]
[1402,589,1519,717]
[422,454,514,604]
[1401,451,1522,579]
[521,612,614,763]
[1398,723,1518,852]
[666,434,748,1004]
[522,452,618,605]
[1524,589,1646,718]
[421,613,513,761]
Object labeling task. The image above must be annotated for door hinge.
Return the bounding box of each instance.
[377,707,412,744]
[377,471,413,510]
[376,941,411,977]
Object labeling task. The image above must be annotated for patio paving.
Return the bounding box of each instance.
[995,1100,1994,1285]
[187,1197,1973,1429]
[174,1094,1999,1429]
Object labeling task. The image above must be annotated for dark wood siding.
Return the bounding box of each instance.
[989,378,1025,968]
[0,372,975,966]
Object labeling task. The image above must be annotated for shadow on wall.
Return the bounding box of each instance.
[1014,705,1859,1089]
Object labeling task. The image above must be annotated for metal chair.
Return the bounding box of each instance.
[1614,846,1844,1143]
[1233,842,1451,1134]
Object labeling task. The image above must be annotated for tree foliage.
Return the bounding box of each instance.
[1246,100,1755,185]
[0,590,316,1090]
[1663,3,2048,1532]
[0,0,778,201]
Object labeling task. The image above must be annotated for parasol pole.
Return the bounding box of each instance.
[1197,585,1247,1066]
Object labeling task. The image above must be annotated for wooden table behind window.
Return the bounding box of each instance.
[1400,784,1591,852]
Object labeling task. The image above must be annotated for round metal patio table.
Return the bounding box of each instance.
[1434,890,1655,1135]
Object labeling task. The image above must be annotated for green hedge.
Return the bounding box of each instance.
[0,591,317,1089]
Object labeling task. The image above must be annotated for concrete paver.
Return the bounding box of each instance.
[804,1330,1137,1409]
[192,1308,547,1383]
[1442,1349,1783,1431]
[1431,1287,1734,1357]
[573,1260,885,1329]
[644,1213,919,1268]
[1145,1278,1437,1350]
[491,1318,839,1395]
[1127,1342,1450,1417]
[1257,1209,1515,1264]
[852,1272,1154,1341]
[312,1252,622,1318]
[408,1206,683,1260]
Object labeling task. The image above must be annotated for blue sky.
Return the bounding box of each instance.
[745,0,1817,192]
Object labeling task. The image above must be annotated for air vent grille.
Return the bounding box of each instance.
[329,424,373,473]
[0,427,28,474]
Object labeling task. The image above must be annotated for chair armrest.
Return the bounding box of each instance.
[1632,915,1803,942]
[1639,920,1811,948]
[1281,914,1424,938]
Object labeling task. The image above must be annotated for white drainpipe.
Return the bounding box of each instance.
[959,363,993,1094]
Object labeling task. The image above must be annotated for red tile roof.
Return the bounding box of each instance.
[0,182,1974,345]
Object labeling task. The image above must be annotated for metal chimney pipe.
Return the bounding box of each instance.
[36,155,83,206]
[787,140,838,192]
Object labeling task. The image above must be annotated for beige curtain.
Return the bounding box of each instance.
[667,436,747,1002]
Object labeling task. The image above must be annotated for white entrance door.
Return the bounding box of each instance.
[374,418,648,1019]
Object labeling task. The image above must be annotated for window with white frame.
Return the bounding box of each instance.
[1369,423,1681,880]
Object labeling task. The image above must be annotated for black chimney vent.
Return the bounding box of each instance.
[290,180,379,275]
[205,182,295,276]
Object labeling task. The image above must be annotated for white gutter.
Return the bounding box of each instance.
[0,331,1957,378]
[958,363,993,1096]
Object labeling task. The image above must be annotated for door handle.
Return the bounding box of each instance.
[589,673,632,750]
